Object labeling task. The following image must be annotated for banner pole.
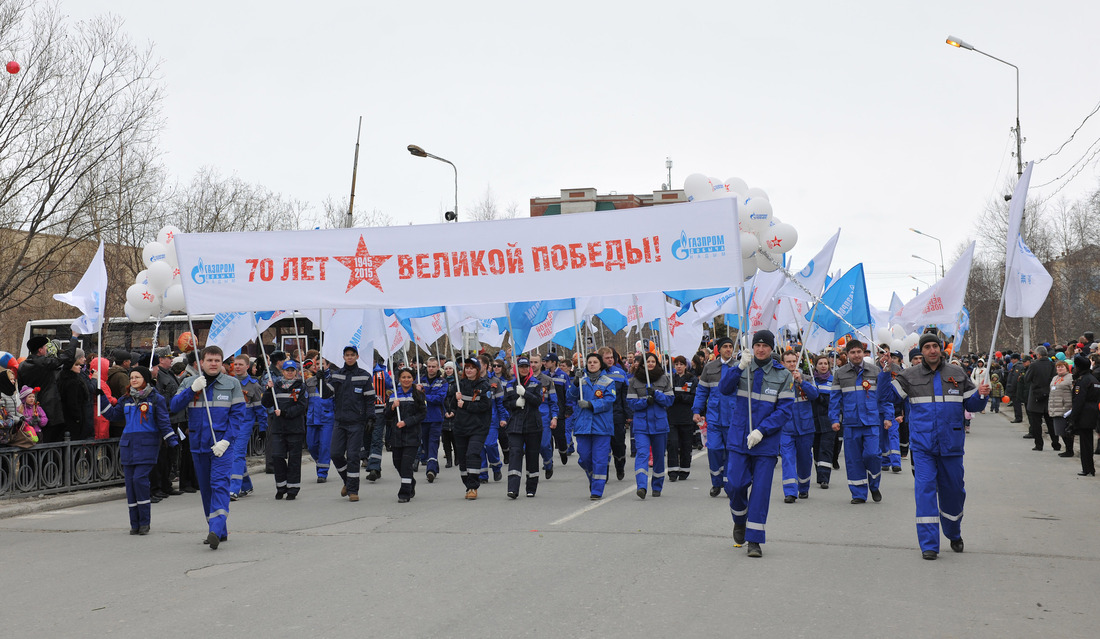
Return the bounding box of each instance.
[254,315,279,411]
[632,294,651,388]
[379,309,401,422]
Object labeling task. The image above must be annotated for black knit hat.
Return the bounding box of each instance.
[752,330,775,350]
[919,333,943,349]
[27,335,48,353]
[130,365,153,387]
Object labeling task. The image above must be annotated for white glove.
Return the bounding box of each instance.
[516,384,526,397]
[211,439,230,457]
[191,376,207,393]
[738,350,753,371]
[746,429,763,449]
[516,397,526,408]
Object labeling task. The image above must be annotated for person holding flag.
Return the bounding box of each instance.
[693,337,736,497]
[454,357,493,500]
[779,349,817,502]
[719,330,794,558]
[626,352,674,499]
[501,356,544,498]
[829,340,895,505]
[567,353,617,500]
[885,333,989,559]
[329,346,377,502]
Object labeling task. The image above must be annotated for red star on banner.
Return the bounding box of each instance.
[667,311,684,336]
[767,236,782,249]
[334,235,392,293]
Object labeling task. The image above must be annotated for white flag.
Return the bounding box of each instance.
[53,241,108,334]
[668,303,705,358]
[319,309,363,364]
[894,242,975,332]
[1004,162,1034,280]
[1004,236,1053,318]
[777,229,841,302]
[207,312,257,357]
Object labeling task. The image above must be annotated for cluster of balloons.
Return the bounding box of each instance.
[683,174,798,279]
[873,325,924,358]
[124,225,186,322]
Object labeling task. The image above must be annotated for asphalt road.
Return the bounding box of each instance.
[3,411,1098,638]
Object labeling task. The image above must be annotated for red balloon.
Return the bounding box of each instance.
[6,61,19,74]
[1001,396,1011,404]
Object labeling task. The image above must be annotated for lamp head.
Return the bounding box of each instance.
[407,144,427,158]
[946,35,974,50]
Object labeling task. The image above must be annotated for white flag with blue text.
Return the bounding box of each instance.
[53,242,108,334]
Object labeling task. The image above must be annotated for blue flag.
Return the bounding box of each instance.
[508,298,576,353]
[805,264,871,334]
[664,288,729,305]
[391,306,447,341]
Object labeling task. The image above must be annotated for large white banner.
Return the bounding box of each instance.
[174,199,741,313]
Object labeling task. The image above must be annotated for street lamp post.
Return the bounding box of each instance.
[908,228,945,279]
[912,254,939,283]
[408,144,458,222]
[910,275,930,288]
[947,35,1029,351]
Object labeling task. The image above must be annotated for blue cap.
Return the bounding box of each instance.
[281,360,299,370]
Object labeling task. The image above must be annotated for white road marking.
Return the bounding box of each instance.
[550,449,708,525]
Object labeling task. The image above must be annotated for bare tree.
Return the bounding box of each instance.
[319,195,392,229]
[0,1,164,329]
[162,166,310,233]
[467,185,518,222]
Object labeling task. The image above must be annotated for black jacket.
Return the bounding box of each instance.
[1069,372,1100,433]
[18,337,77,428]
[262,378,308,434]
[453,377,492,436]
[502,373,544,435]
[669,371,697,425]
[330,364,376,425]
[384,386,425,448]
[57,367,91,439]
[1024,358,1055,413]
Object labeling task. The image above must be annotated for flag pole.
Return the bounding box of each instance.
[317,309,325,400]
[379,309,401,423]
[739,285,754,434]
[631,294,651,388]
[442,311,462,388]
[253,315,279,411]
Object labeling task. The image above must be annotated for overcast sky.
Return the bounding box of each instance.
[69,0,1100,309]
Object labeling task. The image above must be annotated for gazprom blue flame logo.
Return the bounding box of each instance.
[671,231,690,260]
[671,229,725,261]
[192,259,206,285]
[798,259,815,279]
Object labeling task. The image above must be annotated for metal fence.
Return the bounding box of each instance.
[1,426,268,499]
[0,438,124,498]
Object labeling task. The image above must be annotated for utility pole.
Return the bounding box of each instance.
[346,116,362,229]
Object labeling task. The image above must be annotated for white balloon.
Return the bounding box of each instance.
[706,176,727,199]
[739,232,758,259]
[163,244,179,268]
[755,252,779,272]
[147,261,173,293]
[164,284,186,313]
[890,325,907,339]
[156,225,182,248]
[742,198,773,231]
[142,242,170,267]
[124,302,150,323]
[746,187,769,201]
[765,222,798,254]
[742,256,758,279]
[875,327,893,345]
[135,269,149,286]
[890,338,905,353]
[725,177,749,197]
[683,173,712,202]
[126,283,156,311]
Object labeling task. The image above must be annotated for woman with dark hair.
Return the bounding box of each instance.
[386,367,426,502]
[667,355,697,481]
[567,353,617,500]
[810,354,836,489]
[453,358,492,500]
[501,357,543,498]
[1068,355,1099,476]
[101,366,180,535]
[626,352,674,499]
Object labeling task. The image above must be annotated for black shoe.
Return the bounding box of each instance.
[183,485,197,493]
[1079,471,1096,476]
[819,482,829,490]
[950,538,964,553]
[543,468,552,480]
[871,489,882,503]
[1010,420,1022,423]
[137,526,150,536]
[669,474,679,482]
[493,469,502,482]
[679,472,689,480]
[1032,446,1043,451]
[427,471,436,483]
[616,467,625,481]
[286,491,298,500]
[150,495,162,504]
[412,461,419,473]
[1058,451,1074,457]
[508,491,518,499]
[398,496,410,503]
[746,542,762,558]
[733,523,746,545]
[1052,443,1062,451]
[167,489,182,496]
[1022,433,1033,438]
[798,492,808,499]
[526,492,535,498]
[316,477,327,483]
[206,532,220,550]
[652,490,660,497]
[275,487,286,500]
[560,452,568,464]
[832,461,840,470]
[892,466,902,473]
[130,528,139,536]
[851,498,866,504]
[709,485,722,497]
[152,490,169,499]
[369,470,382,482]
[636,488,647,500]
[784,495,796,504]
[445,460,453,468]
[590,494,601,501]
[922,550,938,560]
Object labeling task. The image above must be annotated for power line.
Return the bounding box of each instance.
[1034,141,1100,206]
[1034,97,1100,164]
[1032,132,1100,189]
